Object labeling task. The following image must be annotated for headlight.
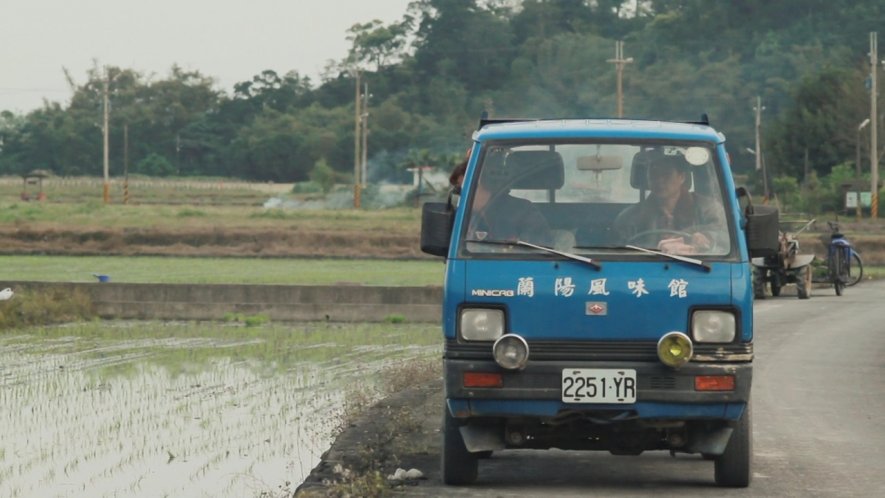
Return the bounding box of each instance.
[657,331,693,368]
[493,334,529,370]
[460,308,504,341]
[692,310,736,343]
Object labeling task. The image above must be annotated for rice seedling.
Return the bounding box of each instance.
[0,320,440,497]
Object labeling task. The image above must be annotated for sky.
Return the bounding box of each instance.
[0,0,413,113]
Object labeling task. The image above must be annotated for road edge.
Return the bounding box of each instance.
[294,379,443,496]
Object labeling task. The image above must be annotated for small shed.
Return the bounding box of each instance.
[21,169,51,201]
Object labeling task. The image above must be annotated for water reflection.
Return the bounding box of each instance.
[0,322,440,497]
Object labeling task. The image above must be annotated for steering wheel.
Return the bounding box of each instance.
[627,229,693,245]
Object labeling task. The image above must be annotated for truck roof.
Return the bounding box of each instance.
[473,118,724,144]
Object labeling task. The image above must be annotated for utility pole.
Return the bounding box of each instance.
[607,41,633,118]
[102,69,111,204]
[753,96,769,199]
[123,123,129,205]
[353,70,361,208]
[871,32,879,219]
[857,118,870,220]
[361,82,369,188]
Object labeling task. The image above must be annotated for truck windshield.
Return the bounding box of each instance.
[462,141,733,258]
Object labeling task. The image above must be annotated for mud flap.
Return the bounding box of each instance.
[460,424,506,453]
[686,426,734,456]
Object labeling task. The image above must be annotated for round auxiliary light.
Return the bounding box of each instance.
[657,331,693,369]
[492,334,530,370]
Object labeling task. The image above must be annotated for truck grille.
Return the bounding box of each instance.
[445,340,752,362]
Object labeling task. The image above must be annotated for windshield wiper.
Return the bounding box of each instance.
[624,244,711,272]
[465,238,601,270]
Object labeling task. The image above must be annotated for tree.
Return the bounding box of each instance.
[346,19,412,71]
[309,158,337,193]
[3,0,885,186]
[136,152,175,177]
[766,66,869,181]
[410,0,515,95]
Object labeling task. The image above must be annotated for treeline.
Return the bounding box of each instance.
[0,0,882,188]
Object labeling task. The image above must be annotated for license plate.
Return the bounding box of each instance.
[561,369,637,404]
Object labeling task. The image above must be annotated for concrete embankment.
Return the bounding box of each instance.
[0,281,443,323]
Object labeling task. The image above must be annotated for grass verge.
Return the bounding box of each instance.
[0,288,95,330]
[0,255,444,286]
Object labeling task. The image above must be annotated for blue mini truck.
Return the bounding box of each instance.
[421,117,778,487]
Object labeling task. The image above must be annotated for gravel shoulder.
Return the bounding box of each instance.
[295,379,443,496]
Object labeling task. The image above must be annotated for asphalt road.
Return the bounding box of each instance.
[396,280,885,498]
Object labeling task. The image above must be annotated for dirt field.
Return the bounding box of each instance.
[0,225,424,259]
[5,217,885,264]
[2,176,885,263]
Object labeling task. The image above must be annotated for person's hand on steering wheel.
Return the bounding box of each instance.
[689,232,712,251]
[657,232,712,255]
[657,236,695,254]
[629,228,714,255]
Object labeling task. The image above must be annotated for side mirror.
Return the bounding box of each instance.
[737,187,779,258]
[420,202,454,257]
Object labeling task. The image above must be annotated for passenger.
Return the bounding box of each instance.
[614,152,724,254]
[467,156,552,247]
[449,159,467,192]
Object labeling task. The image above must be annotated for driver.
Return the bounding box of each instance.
[614,152,724,255]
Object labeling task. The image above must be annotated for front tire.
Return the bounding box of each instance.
[830,250,845,296]
[715,401,753,487]
[829,247,845,296]
[441,407,478,485]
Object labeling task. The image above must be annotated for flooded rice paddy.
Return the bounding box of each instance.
[0,321,440,497]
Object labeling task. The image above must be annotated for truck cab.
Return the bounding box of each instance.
[421,118,777,487]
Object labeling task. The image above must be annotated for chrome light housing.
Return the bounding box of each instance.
[460,308,505,341]
[492,334,529,370]
[657,331,693,368]
[692,310,736,343]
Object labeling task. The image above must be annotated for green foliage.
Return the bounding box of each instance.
[0,203,43,222]
[176,208,206,218]
[771,175,801,208]
[766,66,866,181]
[0,255,444,286]
[384,314,406,324]
[221,312,270,327]
[773,162,874,214]
[0,288,96,330]
[222,312,245,322]
[291,181,323,194]
[249,209,288,220]
[346,19,411,71]
[309,158,338,193]
[244,314,270,327]
[137,153,176,177]
[1,0,883,186]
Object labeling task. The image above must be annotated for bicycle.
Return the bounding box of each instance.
[826,221,863,295]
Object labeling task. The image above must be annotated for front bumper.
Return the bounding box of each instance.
[445,358,751,421]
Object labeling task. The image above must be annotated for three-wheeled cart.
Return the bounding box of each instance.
[751,219,815,299]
